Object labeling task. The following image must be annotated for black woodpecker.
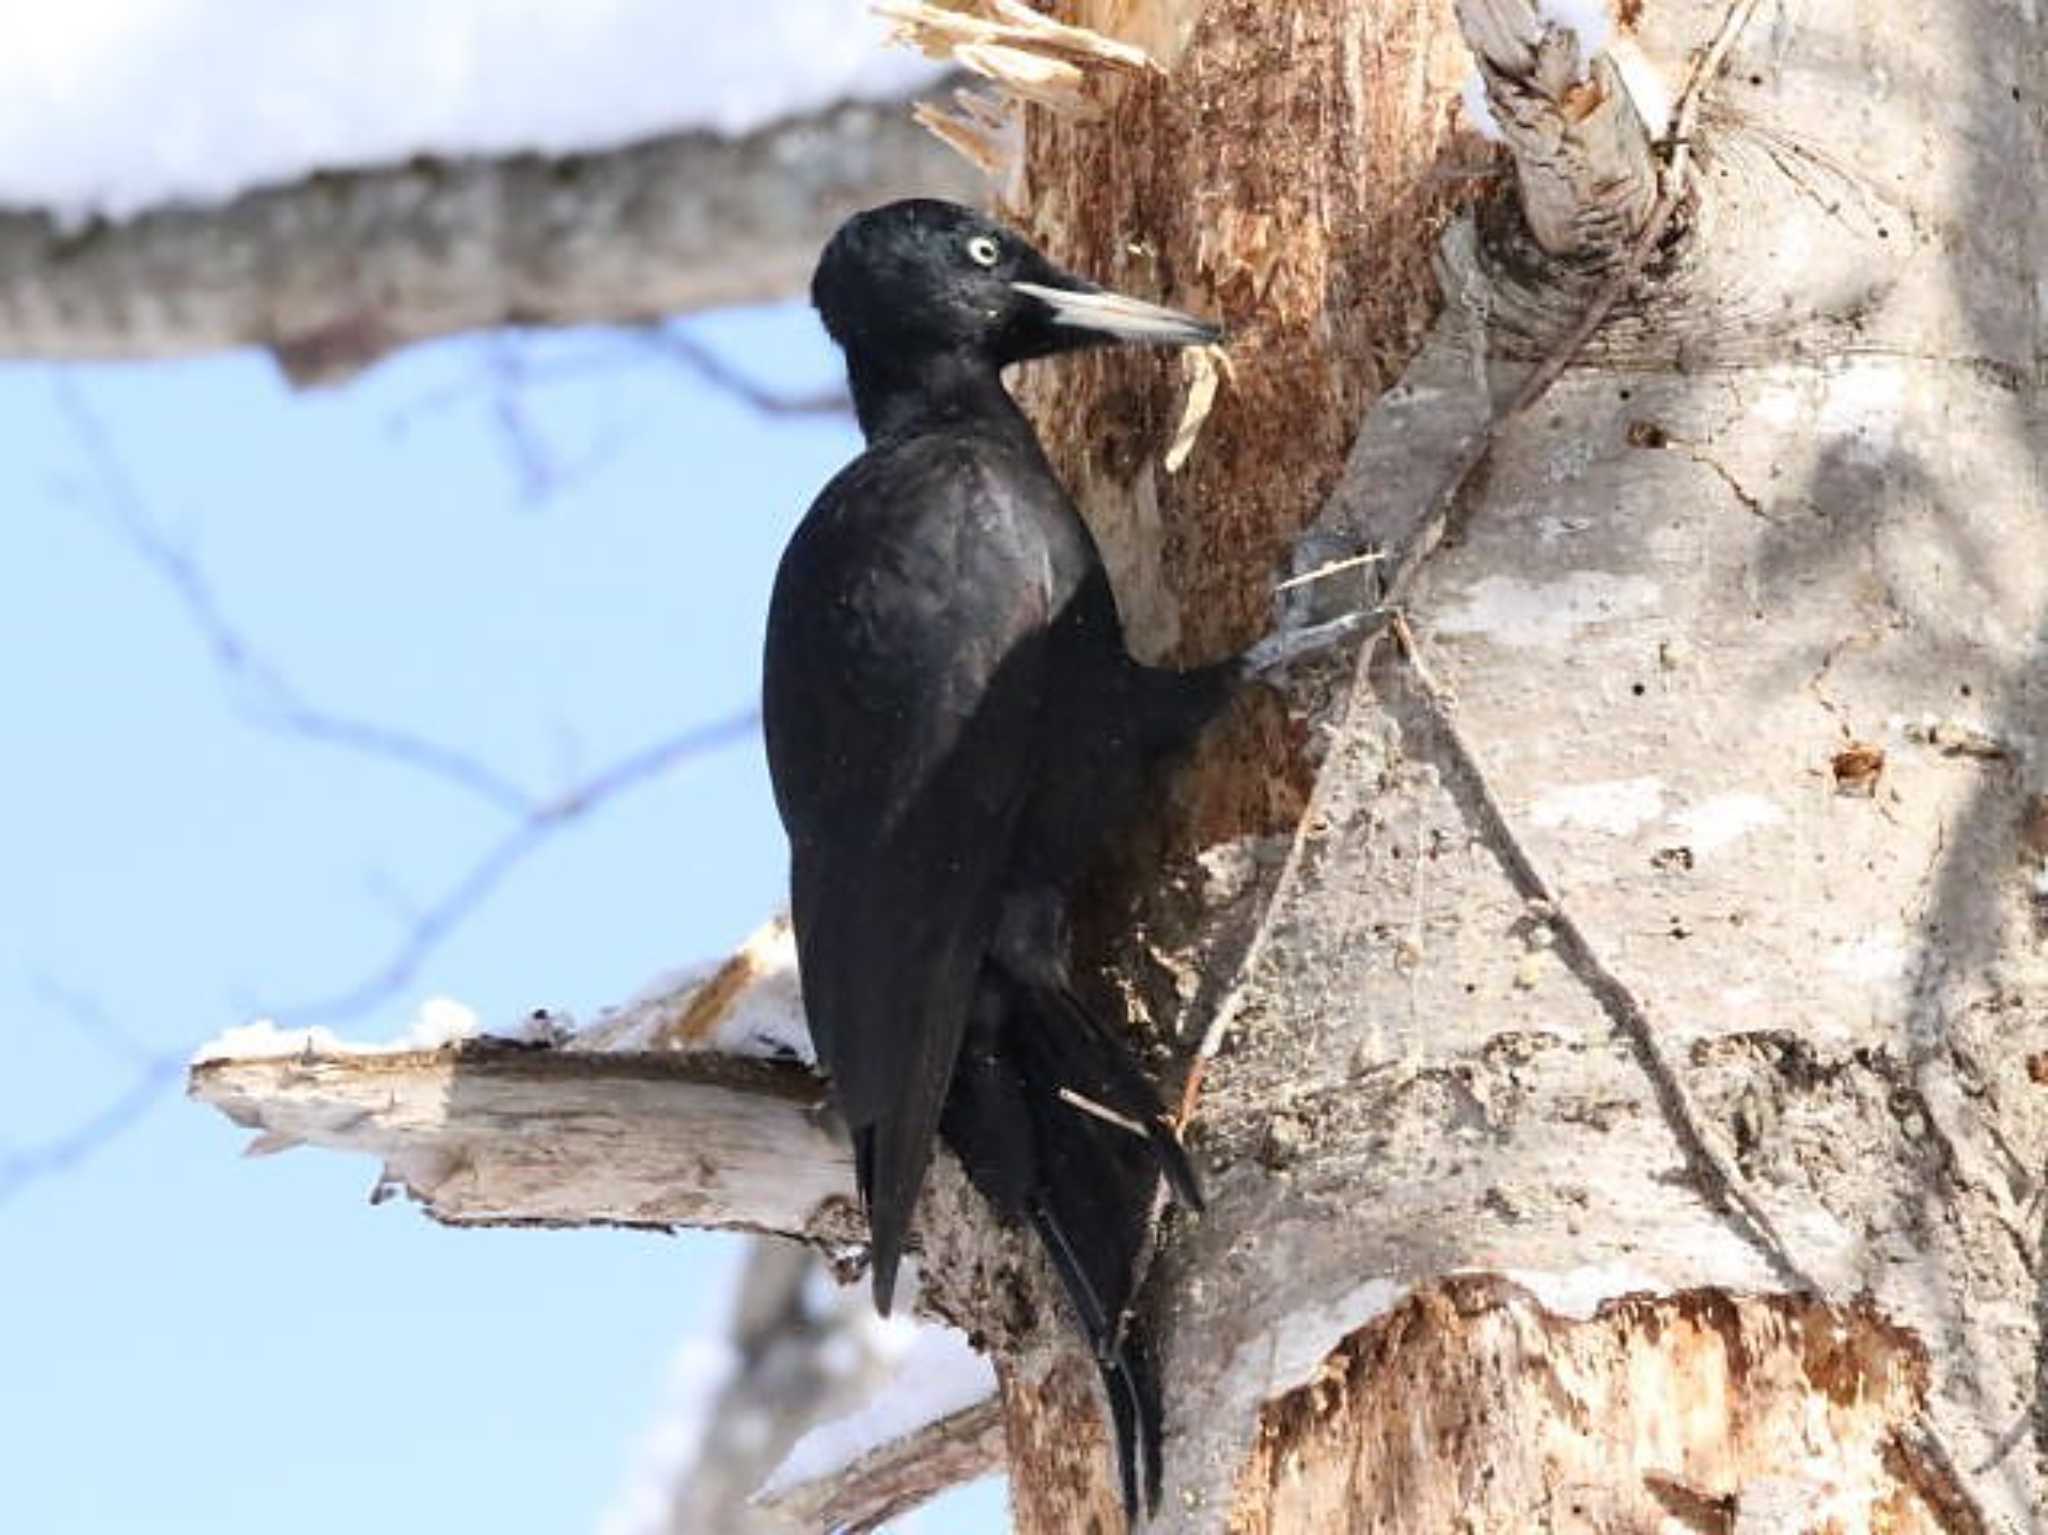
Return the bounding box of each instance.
[763,198,1230,1517]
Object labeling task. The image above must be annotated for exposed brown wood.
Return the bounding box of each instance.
[1229,1279,1953,1535]
[1010,0,1473,672]
[999,1353,1127,1535]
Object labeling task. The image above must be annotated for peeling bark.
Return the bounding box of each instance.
[0,92,977,383]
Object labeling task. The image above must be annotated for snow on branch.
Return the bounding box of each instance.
[0,94,977,385]
[757,1395,1006,1532]
[1454,0,1664,259]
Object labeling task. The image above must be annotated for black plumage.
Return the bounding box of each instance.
[762,199,1229,1517]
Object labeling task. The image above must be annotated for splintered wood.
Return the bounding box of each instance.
[912,89,1023,187]
[1230,1279,1960,1535]
[1164,342,1229,473]
[875,0,1160,116]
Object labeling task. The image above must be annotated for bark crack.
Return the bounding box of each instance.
[1386,613,1818,1295]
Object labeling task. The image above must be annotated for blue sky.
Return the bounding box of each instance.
[0,310,1003,1532]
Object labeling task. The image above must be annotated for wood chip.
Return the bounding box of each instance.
[1164,343,1228,473]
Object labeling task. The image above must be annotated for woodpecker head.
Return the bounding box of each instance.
[811,199,1221,372]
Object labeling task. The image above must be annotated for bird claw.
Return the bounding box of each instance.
[1243,610,1373,676]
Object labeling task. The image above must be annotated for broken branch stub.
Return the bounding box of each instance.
[189,1044,861,1241]
[1455,0,1660,259]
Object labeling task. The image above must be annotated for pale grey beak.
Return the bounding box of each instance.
[1011,280,1222,346]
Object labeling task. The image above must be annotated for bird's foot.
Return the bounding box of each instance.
[1242,610,1373,677]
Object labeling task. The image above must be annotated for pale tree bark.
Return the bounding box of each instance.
[0,91,976,384]
[981,0,2046,1529]
[192,1,2048,1530]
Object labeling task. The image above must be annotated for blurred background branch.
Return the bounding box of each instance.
[1,94,974,386]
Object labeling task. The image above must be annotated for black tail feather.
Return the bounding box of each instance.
[941,971,1193,1522]
[852,1123,909,1314]
[1031,1201,1165,1519]
[1028,1196,1114,1342]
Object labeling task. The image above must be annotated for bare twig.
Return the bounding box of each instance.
[478,333,643,505]
[15,378,765,1200]
[0,979,178,1205]
[55,377,538,818]
[0,1053,183,1205]
[272,707,761,1026]
[1272,549,1386,593]
[28,973,161,1067]
[385,326,847,503]
[1056,1087,1149,1139]
[56,373,764,1027]
[638,325,853,417]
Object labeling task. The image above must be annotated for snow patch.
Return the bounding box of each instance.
[2,1,947,221]
[597,1336,742,1535]
[702,924,811,1062]
[1668,793,1785,854]
[1529,776,1668,837]
[1817,364,1906,464]
[759,1326,995,1498]
[191,1019,352,1063]
[1432,572,1663,651]
[1537,0,1613,63]
[573,916,814,1062]
[1825,933,1908,984]
[189,996,556,1063]
[1497,1263,1667,1319]
[1606,39,1671,136]
[1460,70,1504,141]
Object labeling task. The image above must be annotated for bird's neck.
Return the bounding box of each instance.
[847,348,1030,444]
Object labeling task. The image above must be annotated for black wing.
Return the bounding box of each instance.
[763,436,1053,1310]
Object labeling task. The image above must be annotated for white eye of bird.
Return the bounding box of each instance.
[965,234,1001,267]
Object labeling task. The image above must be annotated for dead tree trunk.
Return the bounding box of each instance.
[924,0,2046,1530]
